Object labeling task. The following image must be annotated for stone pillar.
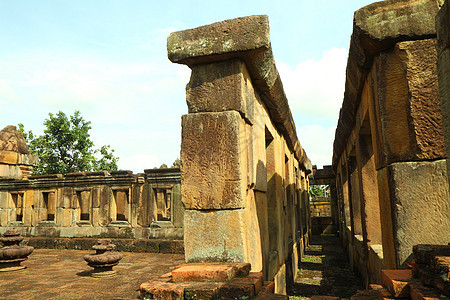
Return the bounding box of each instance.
[167,15,312,292]
[437,0,450,191]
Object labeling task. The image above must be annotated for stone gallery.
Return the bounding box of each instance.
[0,0,449,298]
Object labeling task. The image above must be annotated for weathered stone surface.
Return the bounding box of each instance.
[333,0,441,168]
[437,0,450,192]
[181,111,247,209]
[168,15,310,168]
[380,269,412,298]
[387,160,449,267]
[167,15,270,65]
[186,59,247,114]
[183,209,246,263]
[437,0,450,55]
[377,39,444,165]
[0,126,29,154]
[172,263,233,282]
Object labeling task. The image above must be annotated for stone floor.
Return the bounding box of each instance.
[288,234,363,299]
[0,249,185,299]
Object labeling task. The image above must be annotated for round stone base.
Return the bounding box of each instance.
[0,258,27,272]
[91,269,116,278]
[0,265,26,272]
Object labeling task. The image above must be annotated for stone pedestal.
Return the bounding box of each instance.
[0,229,34,272]
[84,239,123,277]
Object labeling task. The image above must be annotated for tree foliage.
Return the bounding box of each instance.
[19,111,119,175]
[171,158,181,168]
[309,184,330,197]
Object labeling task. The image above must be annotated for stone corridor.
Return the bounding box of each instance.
[288,234,363,299]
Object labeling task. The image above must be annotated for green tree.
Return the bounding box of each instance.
[19,110,119,175]
[171,158,181,168]
[309,185,330,197]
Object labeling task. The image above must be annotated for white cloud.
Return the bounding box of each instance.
[119,153,161,172]
[0,50,189,173]
[277,47,348,168]
[277,47,347,121]
[297,124,336,169]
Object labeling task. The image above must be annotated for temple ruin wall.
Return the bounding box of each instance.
[167,15,312,293]
[0,166,184,240]
[332,0,449,288]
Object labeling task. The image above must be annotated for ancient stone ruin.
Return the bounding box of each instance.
[0,0,449,298]
[0,125,184,243]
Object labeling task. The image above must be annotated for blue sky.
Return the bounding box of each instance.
[0,0,375,172]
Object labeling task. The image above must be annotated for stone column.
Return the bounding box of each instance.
[167,15,312,286]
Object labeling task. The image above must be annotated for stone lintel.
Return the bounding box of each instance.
[332,0,441,170]
[167,15,311,172]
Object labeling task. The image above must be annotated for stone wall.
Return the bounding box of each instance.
[437,0,450,191]
[167,15,312,293]
[332,0,449,288]
[0,164,184,240]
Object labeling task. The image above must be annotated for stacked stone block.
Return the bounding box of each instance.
[332,0,449,287]
[167,15,312,294]
[139,262,288,299]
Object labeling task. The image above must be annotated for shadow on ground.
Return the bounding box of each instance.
[288,234,363,299]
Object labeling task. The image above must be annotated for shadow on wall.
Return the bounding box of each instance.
[254,159,310,288]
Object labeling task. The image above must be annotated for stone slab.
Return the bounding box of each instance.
[387,160,449,267]
[172,263,236,282]
[183,209,246,263]
[380,269,412,298]
[181,111,246,210]
[186,58,247,114]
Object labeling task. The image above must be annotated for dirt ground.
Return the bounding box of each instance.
[288,234,363,299]
[0,249,185,299]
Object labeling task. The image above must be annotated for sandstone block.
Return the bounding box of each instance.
[187,59,246,114]
[258,281,275,295]
[436,0,450,55]
[409,280,443,300]
[181,111,247,209]
[139,280,187,300]
[377,39,444,165]
[168,16,309,169]
[184,282,221,299]
[0,125,29,154]
[381,269,412,298]
[437,0,450,192]
[377,288,395,299]
[0,150,19,164]
[167,15,270,65]
[172,263,236,282]
[332,0,441,168]
[387,160,449,267]
[218,281,255,300]
[184,209,246,263]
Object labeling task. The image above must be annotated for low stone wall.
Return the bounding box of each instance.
[332,0,449,288]
[22,237,184,254]
[0,168,184,240]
